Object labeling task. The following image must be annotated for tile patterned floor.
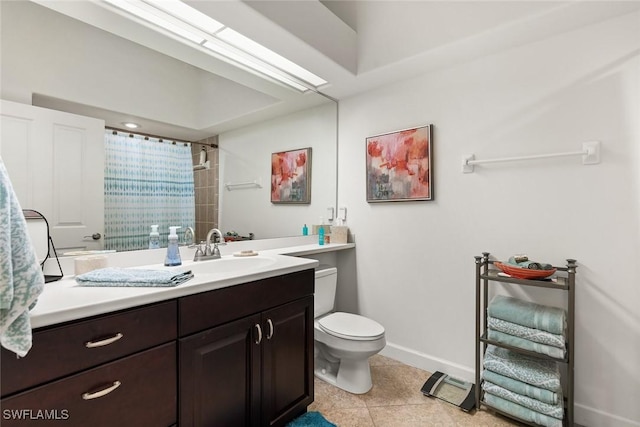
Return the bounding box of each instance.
[309,354,525,427]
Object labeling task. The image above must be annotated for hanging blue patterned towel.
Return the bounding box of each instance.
[76,267,193,287]
[0,159,45,357]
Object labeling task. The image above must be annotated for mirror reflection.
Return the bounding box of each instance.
[0,1,337,252]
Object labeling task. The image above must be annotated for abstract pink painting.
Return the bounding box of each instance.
[366,125,432,202]
[271,147,312,203]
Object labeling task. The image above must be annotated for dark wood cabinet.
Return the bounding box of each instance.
[179,271,314,427]
[1,343,177,427]
[1,268,315,427]
[1,302,178,426]
[1,301,177,396]
[262,296,314,427]
[179,314,262,427]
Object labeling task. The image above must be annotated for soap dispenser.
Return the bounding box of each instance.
[149,225,160,249]
[164,226,182,266]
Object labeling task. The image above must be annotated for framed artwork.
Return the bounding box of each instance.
[271,147,312,203]
[366,125,433,202]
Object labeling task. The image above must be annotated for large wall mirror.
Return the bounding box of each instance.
[0,1,337,250]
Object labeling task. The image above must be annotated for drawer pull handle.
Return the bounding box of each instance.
[254,324,262,345]
[82,381,121,400]
[266,318,274,340]
[85,333,124,348]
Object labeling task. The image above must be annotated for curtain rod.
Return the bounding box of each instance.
[105,126,218,148]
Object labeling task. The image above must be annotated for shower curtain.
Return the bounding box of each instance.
[104,130,195,252]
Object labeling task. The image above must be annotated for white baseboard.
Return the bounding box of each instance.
[379,342,475,383]
[379,341,640,427]
[575,403,640,427]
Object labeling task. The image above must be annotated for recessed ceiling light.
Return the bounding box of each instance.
[122,122,140,129]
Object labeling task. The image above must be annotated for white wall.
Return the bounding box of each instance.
[218,102,337,239]
[337,11,640,427]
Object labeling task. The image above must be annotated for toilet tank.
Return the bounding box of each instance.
[314,266,337,318]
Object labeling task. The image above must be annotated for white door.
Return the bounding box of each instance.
[0,99,105,253]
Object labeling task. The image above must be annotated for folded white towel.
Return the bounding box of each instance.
[0,159,45,357]
[76,267,193,287]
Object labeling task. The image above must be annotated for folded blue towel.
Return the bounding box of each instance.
[482,380,564,419]
[482,369,559,405]
[488,295,566,335]
[488,316,565,349]
[487,329,565,359]
[0,160,45,357]
[483,345,561,391]
[484,392,563,427]
[76,267,193,287]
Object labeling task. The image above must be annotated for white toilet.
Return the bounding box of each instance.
[314,266,386,394]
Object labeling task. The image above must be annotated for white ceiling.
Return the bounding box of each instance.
[4,1,639,141]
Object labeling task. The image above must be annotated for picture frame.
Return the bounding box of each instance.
[271,147,312,204]
[366,124,433,202]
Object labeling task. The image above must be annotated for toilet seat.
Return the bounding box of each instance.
[318,312,385,341]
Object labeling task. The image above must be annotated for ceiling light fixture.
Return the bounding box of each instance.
[101,0,327,92]
[122,122,140,129]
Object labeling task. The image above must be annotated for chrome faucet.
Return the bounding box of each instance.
[193,228,226,261]
[183,227,195,246]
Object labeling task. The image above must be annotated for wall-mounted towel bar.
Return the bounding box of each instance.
[225,180,262,191]
[462,141,600,173]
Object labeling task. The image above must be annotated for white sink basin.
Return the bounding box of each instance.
[185,255,278,276]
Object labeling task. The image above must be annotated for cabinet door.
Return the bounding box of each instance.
[179,314,262,427]
[262,296,314,427]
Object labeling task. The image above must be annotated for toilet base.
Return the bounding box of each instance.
[314,357,373,394]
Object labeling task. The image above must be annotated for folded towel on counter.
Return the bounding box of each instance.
[488,295,566,335]
[484,392,563,427]
[482,369,559,405]
[487,329,565,359]
[76,267,193,287]
[0,160,45,357]
[488,316,565,349]
[483,345,561,391]
[482,381,564,419]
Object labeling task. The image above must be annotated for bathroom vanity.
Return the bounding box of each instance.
[0,242,344,427]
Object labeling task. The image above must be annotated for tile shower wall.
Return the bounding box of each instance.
[192,136,219,243]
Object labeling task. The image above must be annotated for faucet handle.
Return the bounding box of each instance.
[193,241,205,261]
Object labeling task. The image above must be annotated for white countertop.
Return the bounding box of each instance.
[32,240,354,329]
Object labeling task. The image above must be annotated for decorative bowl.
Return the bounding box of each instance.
[494,262,556,280]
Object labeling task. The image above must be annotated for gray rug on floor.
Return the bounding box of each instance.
[287,411,336,427]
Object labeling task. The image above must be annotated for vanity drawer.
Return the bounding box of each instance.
[179,269,314,336]
[1,342,177,427]
[1,300,177,396]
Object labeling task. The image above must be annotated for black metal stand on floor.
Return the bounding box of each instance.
[475,252,576,427]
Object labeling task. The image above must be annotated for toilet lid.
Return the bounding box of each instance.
[318,312,385,340]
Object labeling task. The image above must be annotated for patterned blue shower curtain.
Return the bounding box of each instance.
[104,130,195,252]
